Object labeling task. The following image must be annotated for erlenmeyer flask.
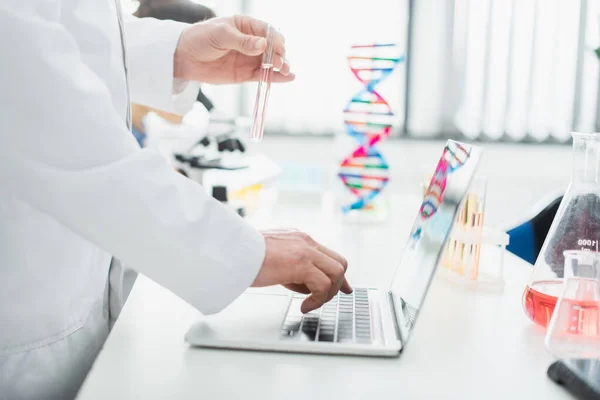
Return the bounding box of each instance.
[523,132,600,327]
[545,250,600,359]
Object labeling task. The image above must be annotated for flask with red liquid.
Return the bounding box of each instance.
[545,250,600,359]
[523,132,600,327]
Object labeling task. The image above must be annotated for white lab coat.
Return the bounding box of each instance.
[0,1,265,399]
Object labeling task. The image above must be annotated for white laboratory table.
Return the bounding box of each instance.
[75,193,572,400]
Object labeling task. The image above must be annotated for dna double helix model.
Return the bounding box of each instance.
[410,141,472,241]
[338,43,404,213]
[419,141,472,219]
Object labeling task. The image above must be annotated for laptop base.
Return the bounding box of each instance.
[185,291,402,357]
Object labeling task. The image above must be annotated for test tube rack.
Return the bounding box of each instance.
[440,225,509,292]
[423,174,509,291]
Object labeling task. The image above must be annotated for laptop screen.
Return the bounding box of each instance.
[389,140,482,344]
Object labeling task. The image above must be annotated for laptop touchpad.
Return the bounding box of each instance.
[185,292,290,346]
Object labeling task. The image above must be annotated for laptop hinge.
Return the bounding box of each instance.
[387,291,403,344]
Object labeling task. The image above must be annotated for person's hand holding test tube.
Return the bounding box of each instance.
[174,16,292,100]
[176,19,289,142]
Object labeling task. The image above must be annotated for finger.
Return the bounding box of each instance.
[273,35,285,60]
[283,283,310,294]
[279,59,291,76]
[270,28,285,58]
[215,24,266,56]
[339,278,353,294]
[316,244,349,273]
[255,71,295,83]
[300,268,333,313]
[272,54,284,71]
[310,249,348,299]
[234,16,286,58]
[315,245,352,293]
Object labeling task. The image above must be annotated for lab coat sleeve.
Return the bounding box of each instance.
[123,15,201,115]
[0,4,265,315]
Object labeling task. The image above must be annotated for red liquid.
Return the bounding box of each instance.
[523,280,562,327]
[551,297,600,337]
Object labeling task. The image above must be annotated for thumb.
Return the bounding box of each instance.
[235,34,266,56]
[216,24,266,56]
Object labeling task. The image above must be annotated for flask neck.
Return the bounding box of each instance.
[572,134,600,184]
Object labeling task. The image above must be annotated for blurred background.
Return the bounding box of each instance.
[122,0,600,238]
[125,0,599,141]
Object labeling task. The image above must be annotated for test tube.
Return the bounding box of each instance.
[249,25,275,142]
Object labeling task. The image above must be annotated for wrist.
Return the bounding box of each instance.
[173,28,191,80]
[173,47,187,80]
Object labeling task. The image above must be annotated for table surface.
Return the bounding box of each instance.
[75,192,572,400]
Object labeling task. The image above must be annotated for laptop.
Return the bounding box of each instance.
[185,140,482,357]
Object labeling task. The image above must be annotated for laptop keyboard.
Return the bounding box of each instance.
[279,288,372,344]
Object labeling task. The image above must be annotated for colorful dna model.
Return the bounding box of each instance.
[338,43,404,214]
[411,141,472,241]
[419,141,472,219]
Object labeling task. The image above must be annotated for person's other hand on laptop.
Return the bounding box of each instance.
[251,230,353,314]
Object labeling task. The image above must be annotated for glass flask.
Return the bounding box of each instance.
[523,132,600,327]
[545,250,600,359]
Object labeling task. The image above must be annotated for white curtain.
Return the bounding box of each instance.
[408,0,600,142]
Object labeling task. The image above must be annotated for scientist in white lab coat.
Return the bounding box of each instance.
[0,2,353,399]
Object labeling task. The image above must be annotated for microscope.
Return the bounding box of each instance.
[169,86,250,181]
